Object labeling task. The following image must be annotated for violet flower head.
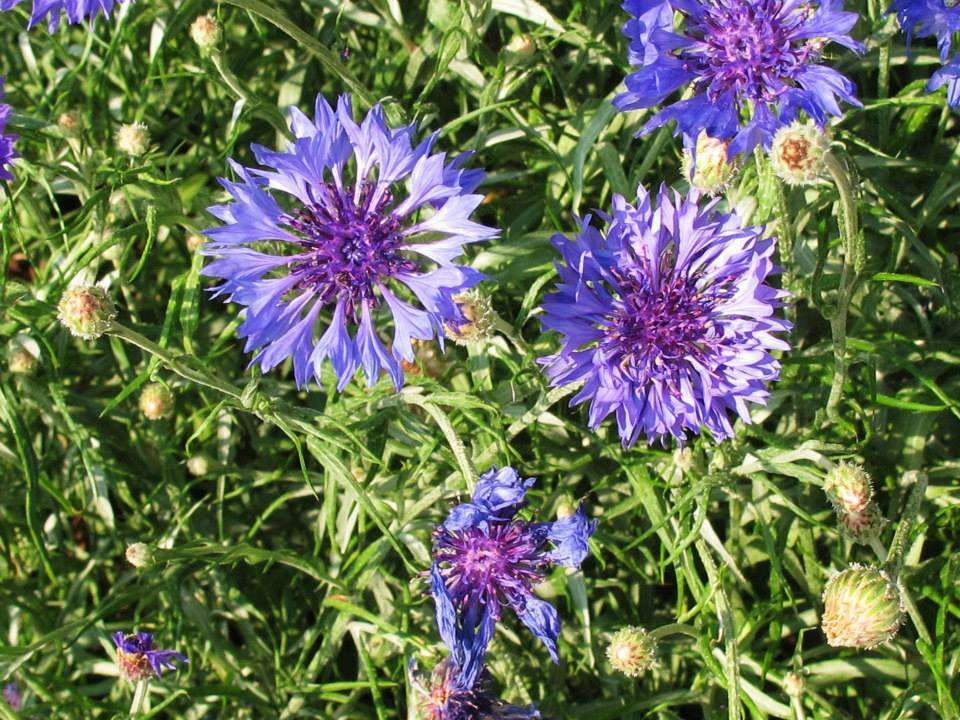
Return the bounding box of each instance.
[431,467,596,687]
[539,184,790,447]
[0,0,131,31]
[203,94,496,392]
[3,682,21,711]
[113,631,188,681]
[889,0,960,107]
[0,78,18,182]
[409,658,541,720]
[614,0,864,155]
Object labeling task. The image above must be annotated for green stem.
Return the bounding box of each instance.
[129,679,149,716]
[649,623,699,641]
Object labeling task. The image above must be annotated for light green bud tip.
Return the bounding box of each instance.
[821,565,904,648]
[681,131,738,194]
[125,542,154,568]
[769,121,829,186]
[824,461,873,514]
[57,286,116,340]
[607,626,658,678]
[446,290,497,345]
[139,383,175,421]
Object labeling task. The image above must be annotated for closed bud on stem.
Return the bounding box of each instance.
[186,454,211,476]
[607,626,658,678]
[783,671,804,698]
[821,565,904,648]
[57,110,81,135]
[116,122,150,157]
[824,461,872,513]
[57,286,116,340]
[186,233,205,252]
[505,33,536,63]
[769,121,829,186]
[682,131,738,194]
[446,289,497,345]
[190,14,221,52]
[125,543,154,568]
[139,383,174,421]
[839,504,886,545]
[7,335,40,375]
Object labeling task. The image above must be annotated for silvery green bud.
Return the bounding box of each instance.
[446,289,497,345]
[125,542,154,568]
[682,131,738,194]
[821,565,904,648]
[7,335,40,375]
[139,383,174,421]
[769,121,829,186]
[57,286,116,340]
[186,454,211,476]
[607,626,658,678]
[190,14,222,52]
[824,461,872,514]
[116,122,150,157]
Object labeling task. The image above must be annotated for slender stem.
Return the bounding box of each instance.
[649,622,699,641]
[129,679,149,716]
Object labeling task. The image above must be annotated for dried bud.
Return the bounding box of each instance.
[839,504,885,545]
[7,335,40,375]
[783,671,804,698]
[186,454,211,476]
[821,565,904,648]
[607,626,658,678]
[125,542,154,568]
[190,14,222,52]
[57,285,116,340]
[824,462,872,513]
[446,289,497,345]
[139,383,174,421]
[682,131,738,194]
[769,121,828,186]
[115,122,150,157]
[57,110,81,135]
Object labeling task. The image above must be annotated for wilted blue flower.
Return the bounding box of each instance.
[410,658,541,720]
[113,631,188,681]
[539,185,790,447]
[0,78,18,182]
[890,0,960,107]
[202,94,496,392]
[614,0,864,155]
[3,682,21,711]
[0,0,129,31]
[431,467,596,687]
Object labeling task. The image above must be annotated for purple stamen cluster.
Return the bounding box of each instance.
[112,631,188,681]
[0,0,131,31]
[614,0,864,155]
[539,184,791,447]
[889,0,960,107]
[203,94,496,392]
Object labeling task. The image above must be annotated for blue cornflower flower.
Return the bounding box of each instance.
[614,0,864,155]
[113,631,188,681]
[410,658,541,720]
[890,0,960,107]
[3,682,21,711]
[0,0,130,31]
[202,94,497,392]
[0,78,18,182]
[539,184,790,448]
[431,467,596,687]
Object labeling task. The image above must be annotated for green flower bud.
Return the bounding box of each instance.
[116,122,150,157]
[838,504,885,545]
[682,131,738,194]
[125,542,154,568]
[190,14,222,52]
[769,121,829,186]
[446,289,497,345]
[824,461,872,514]
[186,454,211,476]
[57,285,117,340]
[607,626,658,678]
[139,383,175,421]
[57,110,82,136]
[821,565,904,648]
[7,335,40,375]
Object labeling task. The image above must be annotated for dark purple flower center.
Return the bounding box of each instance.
[435,522,547,613]
[685,0,819,104]
[287,182,415,316]
[602,260,732,388]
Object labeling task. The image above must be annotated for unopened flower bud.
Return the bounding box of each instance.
[125,542,154,568]
[555,499,577,519]
[57,285,116,340]
[7,335,40,375]
[139,383,174,421]
[186,233,205,252]
[682,131,738,194]
[839,504,885,545]
[446,290,497,345]
[186,454,211,476]
[821,565,904,648]
[116,122,150,157]
[783,671,804,698]
[190,14,222,52]
[770,122,828,186]
[607,626,658,678]
[824,461,872,513]
[57,110,81,135]
[505,34,536,63]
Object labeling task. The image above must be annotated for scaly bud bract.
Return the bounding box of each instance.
[57,286,116,340]
[607,626,658,678]
[821,565,904,649]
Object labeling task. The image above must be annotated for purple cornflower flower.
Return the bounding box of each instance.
[431,467,596,687]
[0,0,130,31]
[890,0,960,107]
[113,631,188,681]
[202,94,496,392]
[3,682,22,711]
[0,78,18,182]
[539,184,790,448]
[614,0,864,156]
[410,658,541,720]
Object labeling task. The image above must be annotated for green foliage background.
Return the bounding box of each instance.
[0,0,958,717]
